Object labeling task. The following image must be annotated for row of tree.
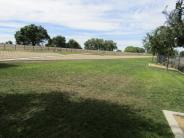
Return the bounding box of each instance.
[15,24,82,49]
[47,36,82,49]
[143,0,184,63]
[14,24,117,51]
[5,24,146,52]
[84,38,117,51]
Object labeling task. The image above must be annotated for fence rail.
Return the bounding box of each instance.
[0,44,145,56]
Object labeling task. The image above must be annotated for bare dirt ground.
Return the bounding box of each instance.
[0,51,151,61]
[148,63,177,71]
[175,116,184,132]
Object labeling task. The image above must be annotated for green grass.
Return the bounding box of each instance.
[0,58,184,138]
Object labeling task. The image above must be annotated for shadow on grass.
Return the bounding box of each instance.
[0,92,172,138]
[0,63,19,69]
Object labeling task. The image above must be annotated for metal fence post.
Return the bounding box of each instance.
[178,54,181,70]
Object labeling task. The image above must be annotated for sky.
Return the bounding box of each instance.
[0,0,177,50]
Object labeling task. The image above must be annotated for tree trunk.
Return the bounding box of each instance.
[166,49,171,70]
[156,53,159,64]
[152,55,154,62]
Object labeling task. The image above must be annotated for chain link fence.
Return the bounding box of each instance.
[156,55,184,72]
[169,56,184,72]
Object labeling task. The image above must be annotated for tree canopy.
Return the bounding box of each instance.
[143,0,184,68]
[143,0,184,58]
[13,24,119,50]
[67,39,82,49]
[84,38,117,51]
[47,37,82,49]
[15,24,50,46]
[124,46,145,53]
[5,41,13,45]
[144,26,175,56]
[48,36,66,48]
[163,0,184,47]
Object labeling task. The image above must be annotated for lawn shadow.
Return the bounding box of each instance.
[0,63,19,69]
[0,92,173,138]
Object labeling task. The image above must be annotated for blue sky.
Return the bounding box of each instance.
[0,0,176,49]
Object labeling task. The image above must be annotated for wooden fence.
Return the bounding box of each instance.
[0,44,144,56]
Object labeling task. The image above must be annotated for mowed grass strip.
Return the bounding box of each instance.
[0,58,184,138]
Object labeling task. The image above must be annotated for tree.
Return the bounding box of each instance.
[84,38,117,51]
[15,24,50,46]
[104,40,117,51]
[144,26,176,68]
[84,38,104,50]
[124,46,145,53]
[138,48,145,53]
[5,41,13,45]
[144,0,184,70]
[163,0,184,47]
[143,33,152,53]
[67,39,82,49]
[49,36,66,48]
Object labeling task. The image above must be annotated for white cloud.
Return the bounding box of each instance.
[0,35,15,42]
[0,0,177,48]
[116,40,143,50]
[0,22,25,29]
[0,0,119,31]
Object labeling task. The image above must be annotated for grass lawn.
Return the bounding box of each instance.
[0,58,184,138]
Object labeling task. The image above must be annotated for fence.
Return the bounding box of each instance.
[156,55,184,72]
[169,56,184,72]
[0,44,144,56]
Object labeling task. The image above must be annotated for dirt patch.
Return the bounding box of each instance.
[0,51,151,61]
[149,63,177,71]
[175,115,184,132]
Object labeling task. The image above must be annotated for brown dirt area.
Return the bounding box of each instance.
[175,115,184,132]
[0,51,151,61]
